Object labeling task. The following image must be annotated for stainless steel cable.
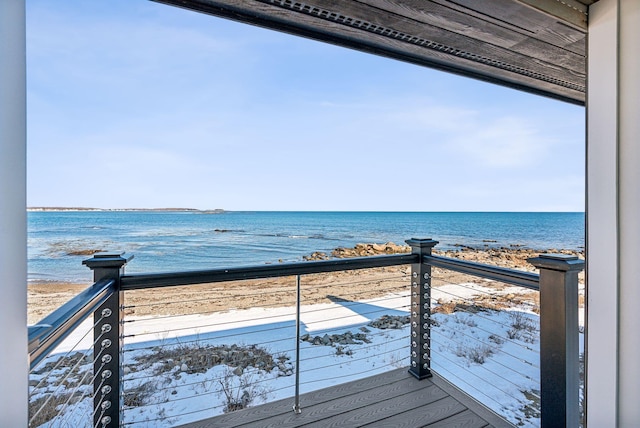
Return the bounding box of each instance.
[29,348,95,425]
[30,312,108,393]
[433,345,539,411]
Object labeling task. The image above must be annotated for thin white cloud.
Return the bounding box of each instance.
[446,116,549,168]
[386,105,479,133]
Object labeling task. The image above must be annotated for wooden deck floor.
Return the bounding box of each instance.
[178,368,514,428]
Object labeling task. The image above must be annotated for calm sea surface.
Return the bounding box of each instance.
[28,211,585,283]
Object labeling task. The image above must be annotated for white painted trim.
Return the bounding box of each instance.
[0,0,28,425]
[587,0,640,425]
[586,0,619,425]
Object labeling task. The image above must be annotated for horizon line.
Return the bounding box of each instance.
[27,207,585,213]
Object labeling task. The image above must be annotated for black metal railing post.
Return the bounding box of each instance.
[83,252,132,428]
[406,238,438,380]
[293,274,302,414]
[528,254,584,428]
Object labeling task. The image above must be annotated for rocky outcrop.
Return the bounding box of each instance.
[304,242,583,271]
[303,251,329,261]
[66,249,103,256]
[332,242,410,258]
[433,247,584,272]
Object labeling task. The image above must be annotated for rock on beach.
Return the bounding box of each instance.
[332,242,410,258]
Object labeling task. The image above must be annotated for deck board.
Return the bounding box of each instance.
[303,395,465,428]
[178,368,514,428]
[300,386,453,428]
[425,409,491,428]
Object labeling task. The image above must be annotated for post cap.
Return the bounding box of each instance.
[405,238,439,249]
[82,251,133,270]
[528,253,585,272]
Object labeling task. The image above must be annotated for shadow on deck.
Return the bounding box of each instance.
[178,368,514,428]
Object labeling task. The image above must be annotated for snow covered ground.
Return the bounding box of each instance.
[30,282,583,427]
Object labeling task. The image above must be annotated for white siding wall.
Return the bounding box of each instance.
[616,0,640,425]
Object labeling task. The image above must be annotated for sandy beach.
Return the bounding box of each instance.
[27,245,584,325]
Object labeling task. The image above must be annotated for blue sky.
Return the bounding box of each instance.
[26,1,585,211]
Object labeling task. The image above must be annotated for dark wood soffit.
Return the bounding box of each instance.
[153,0,589,105]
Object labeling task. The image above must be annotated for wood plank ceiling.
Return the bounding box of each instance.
[153,0,599,105]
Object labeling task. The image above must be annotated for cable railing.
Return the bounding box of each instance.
[415,241,584,428]
[26,238,583,428]
[429,275,542,426]
[28,278,117,428]
[120,277,299,426]
[118,267,411,426]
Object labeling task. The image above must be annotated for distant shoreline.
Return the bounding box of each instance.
[28,208,584,213]
[27,207,226,213]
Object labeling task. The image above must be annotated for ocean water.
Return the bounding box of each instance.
[28,211,585,283]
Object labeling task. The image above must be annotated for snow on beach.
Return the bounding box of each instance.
[29,282,574,428]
